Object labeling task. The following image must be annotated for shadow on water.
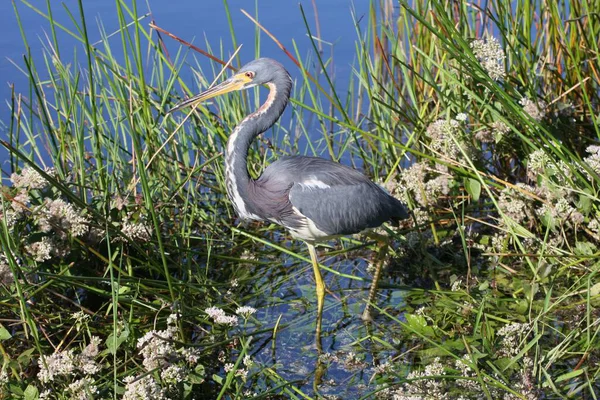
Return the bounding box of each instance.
[222,232,418,398]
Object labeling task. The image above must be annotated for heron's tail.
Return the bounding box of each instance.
[389,198,409,225]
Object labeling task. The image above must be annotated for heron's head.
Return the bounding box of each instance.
[168,58,290,114]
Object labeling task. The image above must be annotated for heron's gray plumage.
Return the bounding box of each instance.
[247,156,408,241]
[204,57,407,242]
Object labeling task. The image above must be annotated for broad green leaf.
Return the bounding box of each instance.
[106,325,130,355]
[24,385,39,400]
[590,282,600,297]
[464,178,481,201]
[0,324,11,340]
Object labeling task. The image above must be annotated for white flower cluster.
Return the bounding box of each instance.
[470,36,506,80]
[126,313,202,397]
[235,306,257,319]
[583,145,600,178]
[25,235,72,262]
[475,120,511,143]
[0,206,18,229]
[427,118,464,162]
[221,356,252,381]
[497,322,530,357]
[400,162,451,207]
[520,97,547,122]
[380,357,449,399]
[454,355,480,392]
[38,198,89,237]
[498,185,532,223]
[37,336,102,384]
[121,220,153,242]
[25,237,54,262]
[519,149,585,230]
[342,351,368,371]
[10,167,51,190]
[67,376,99,400]
[205,307,239,326]
[527,149,572,191]
[0,369,9,386]
[375,354,539,399]
[123,375,168,400]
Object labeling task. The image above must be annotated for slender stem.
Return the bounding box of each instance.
[362,234,389,321]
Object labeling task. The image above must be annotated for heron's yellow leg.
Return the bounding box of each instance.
[307,243,324,349]
[362,235,390,321]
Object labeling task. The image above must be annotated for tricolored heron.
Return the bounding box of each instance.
[169,58,408,338]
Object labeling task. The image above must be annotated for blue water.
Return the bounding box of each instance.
[0,0,372,169]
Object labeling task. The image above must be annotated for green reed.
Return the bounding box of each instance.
[1,0,599,398]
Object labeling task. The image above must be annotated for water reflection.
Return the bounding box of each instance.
[233,235,406,398]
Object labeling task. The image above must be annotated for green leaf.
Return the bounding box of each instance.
[590,282,600,297]
[404,313,434,336]
[577,190,592,214]
[106,325,130,355]
[24,384,39,400]
[18,348,36,365]
[212,374,223,385]
[188,364,206,384]
[555,369,584,383]
[0,324,12,340]
[464,178,481,201]
[575,241,597,256]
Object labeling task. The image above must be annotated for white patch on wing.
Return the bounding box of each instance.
[288,206,334,242]
[299,178,331,190]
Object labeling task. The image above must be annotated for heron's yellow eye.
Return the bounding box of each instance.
[244,71,255,79]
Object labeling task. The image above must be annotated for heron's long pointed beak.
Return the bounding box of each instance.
[167,73,250,114]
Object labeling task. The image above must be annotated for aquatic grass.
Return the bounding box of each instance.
[1,0,600,398]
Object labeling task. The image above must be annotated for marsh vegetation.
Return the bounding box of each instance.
[1,0,599,398]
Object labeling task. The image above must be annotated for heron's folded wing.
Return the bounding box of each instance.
[288,182,394,236]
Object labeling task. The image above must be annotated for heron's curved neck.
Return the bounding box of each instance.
[225,76,291,218]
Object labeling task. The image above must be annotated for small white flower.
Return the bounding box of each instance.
[122,375,167,400]
[224,363,235,373]
[451,279,462,291]
[25,237,54,262]
[206,307,238,326]
[161,364,186,382]
[37,349,77,383]
[236,368,248,380]
[0,369,8,385]
[455,113,468,122]
[38,198,89,237]
[520,97,547,122]
[215,315,238,326]
[235,306,257,318]
[205,307,226,319]
[470,36,506,80]
[10,167,50,190]
[121,220,152,242]
[67,377,98,400]
[243,355,253,367]
[166,313,178,325]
